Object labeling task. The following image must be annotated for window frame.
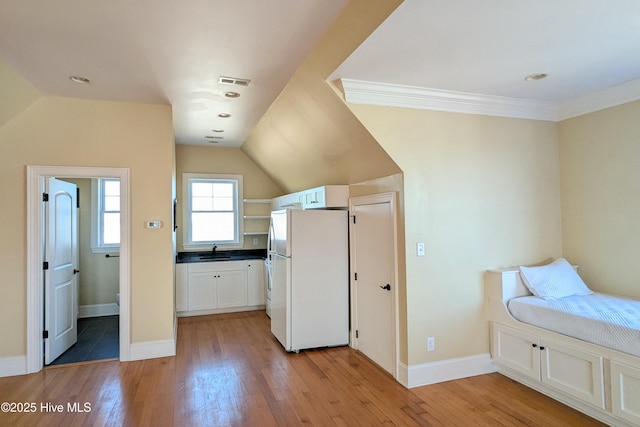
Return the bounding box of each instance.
[182,173,244,250]
[90,178,121,253]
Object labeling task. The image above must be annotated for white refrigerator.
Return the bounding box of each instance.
[269,208,349,352]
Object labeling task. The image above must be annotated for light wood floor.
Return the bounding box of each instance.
[0,311,605,426]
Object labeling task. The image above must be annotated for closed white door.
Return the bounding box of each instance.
[350,193,397,375]
[44,178,79,365]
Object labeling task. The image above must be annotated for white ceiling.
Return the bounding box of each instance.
[0,0,347,146]
[4,0,640,145]
[331,0,640,121]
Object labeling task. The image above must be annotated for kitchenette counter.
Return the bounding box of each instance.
[176,249,267,264]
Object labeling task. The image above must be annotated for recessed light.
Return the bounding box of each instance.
[524,73,548,81]
[224,91,240,98]
[212,129,224,133]
[69,75,90,84]
[218,113,231,118]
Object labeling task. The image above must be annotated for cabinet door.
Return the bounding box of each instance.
[611,361,640,425]
[540,339,605,408]
[247,261,265,306]
[492,323,540,380]
[304,187,324,209]
[216,269,247,308]
[188,271,217,311]
[175,264,187,312]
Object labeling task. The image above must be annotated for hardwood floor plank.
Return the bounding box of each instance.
[0,311,606,426]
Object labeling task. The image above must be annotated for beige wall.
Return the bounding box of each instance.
[175,145,282,251]
[348,105,563,365]
[0,95,175,357]
[559,100,640,299]
[0,60,41,128]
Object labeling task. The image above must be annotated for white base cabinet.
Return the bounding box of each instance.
[175,260,265,316]
[611,361,640,425]
[492,323,605,409]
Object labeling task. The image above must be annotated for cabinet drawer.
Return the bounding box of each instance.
[187,260,245,273]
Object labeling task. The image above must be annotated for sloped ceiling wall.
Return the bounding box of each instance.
[241,0,403,193]
[0,59,42,128]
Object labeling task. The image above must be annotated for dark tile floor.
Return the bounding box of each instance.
[50,315,119,365]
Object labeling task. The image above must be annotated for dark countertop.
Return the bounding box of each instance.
[176,249,267,264]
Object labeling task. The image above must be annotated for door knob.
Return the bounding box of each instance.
[73,269,80,274]
[379,284,391,291]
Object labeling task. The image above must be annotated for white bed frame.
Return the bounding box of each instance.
[486,267,640,427]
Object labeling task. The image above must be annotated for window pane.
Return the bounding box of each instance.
[213,196,233,211]
[213,182,233,197]
[104,180,120,196]
[192,182,213,197]
[191,212,235,242]
[104,194,120,212]
[192,196,213,211]
[103,212,120,244]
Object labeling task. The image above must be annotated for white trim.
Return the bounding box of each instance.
[78,303,119,318]
[129,338,176,361]
[181,173,244,250]
[0,356,27,378]
[406,353,497,388]
[341,79,558,121]
[558,78,640,120]
[27,165,131,375]
[340,78,640,122]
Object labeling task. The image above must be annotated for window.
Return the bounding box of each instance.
[91,178,120,253]
[183,173,243,249]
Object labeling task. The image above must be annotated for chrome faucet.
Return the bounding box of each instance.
[211,245,218,255]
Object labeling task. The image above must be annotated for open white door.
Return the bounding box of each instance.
[44,178,79,365]
[349,193,397,376]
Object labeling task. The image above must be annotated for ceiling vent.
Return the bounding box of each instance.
[218,76,251,86]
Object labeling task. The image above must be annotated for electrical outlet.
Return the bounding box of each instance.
[417,242,425,256]
[427,336,435,352]
[252,237,259,245]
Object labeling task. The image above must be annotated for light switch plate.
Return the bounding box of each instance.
[417,242,425,256]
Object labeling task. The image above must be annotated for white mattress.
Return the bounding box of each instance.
[507,293,640,358]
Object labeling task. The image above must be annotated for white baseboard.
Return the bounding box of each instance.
[129,338,176,362]
[405,353,497,388]
[79,303,119,318]
[0,355,27,378]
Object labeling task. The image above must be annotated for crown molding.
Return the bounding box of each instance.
[340,78,640,122]
[558,78,640,120]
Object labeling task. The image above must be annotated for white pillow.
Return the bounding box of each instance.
[519,258,593,300]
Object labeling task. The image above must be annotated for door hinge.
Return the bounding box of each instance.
[42,192,49,202]
[43,330,49,339]
[43,261,49,270]
[76,188,80,208]
[352,215,356,224]
[354,272,357,280]
[355,330,359,338]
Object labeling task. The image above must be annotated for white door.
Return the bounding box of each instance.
[349,193,397,375]
[44,178,79,365]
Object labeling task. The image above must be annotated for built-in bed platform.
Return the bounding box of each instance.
[486,264,640,427]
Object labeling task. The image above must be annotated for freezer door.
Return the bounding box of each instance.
[270,253,290,349]
[270,210,290,256]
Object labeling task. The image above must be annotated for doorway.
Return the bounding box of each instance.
[48,177,121,365]
[26,165,131,374]
[349,192,399,378]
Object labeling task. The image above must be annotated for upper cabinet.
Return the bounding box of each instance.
[273,185,348,210]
